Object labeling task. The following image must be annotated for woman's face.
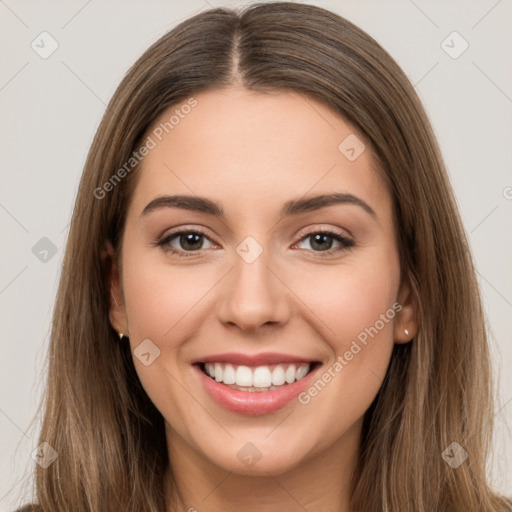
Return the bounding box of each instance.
[109,86,415,475]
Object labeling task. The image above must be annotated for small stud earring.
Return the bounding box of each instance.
[404,328,409,336]
[118,332,124,340]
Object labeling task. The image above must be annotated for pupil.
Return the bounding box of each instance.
[311,234,332,251]
[181,233,202,250]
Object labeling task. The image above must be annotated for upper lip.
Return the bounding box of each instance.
[192,352,318,366]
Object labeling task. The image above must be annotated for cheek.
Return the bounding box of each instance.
[122,247,213,341]
[121,248,215,431]
[290,251,400,349]
[288,249,400,438]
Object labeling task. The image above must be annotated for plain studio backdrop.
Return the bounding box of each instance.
[0,0,511,509]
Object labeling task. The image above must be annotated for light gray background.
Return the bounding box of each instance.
[1,0,511,509]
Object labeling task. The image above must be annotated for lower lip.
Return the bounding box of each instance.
[194,363,320,415]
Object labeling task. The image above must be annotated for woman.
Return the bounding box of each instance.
[15,2,511,511]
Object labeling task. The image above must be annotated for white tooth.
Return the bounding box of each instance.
[253,366,272,388]
[214,363,223,382]
[235,365,253,386]
[296,363,310,380]
[271,365,286,386]
[205,363,215,378]
[223,364,236,384]
[285,364,296,384]
[206,361,312,388]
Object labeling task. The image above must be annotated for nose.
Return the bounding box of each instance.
[216,248,290,332]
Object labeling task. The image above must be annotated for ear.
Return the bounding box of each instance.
[102,240,129,336]
[393,275,419,344]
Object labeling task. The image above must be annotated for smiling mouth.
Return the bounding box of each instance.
[197,361,320,392]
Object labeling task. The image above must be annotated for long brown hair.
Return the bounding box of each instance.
[16,2,511,511]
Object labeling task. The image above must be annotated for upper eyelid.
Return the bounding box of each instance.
[295,224,353,241]
[161,226,217,244]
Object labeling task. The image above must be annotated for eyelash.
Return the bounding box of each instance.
[155,227,355,258]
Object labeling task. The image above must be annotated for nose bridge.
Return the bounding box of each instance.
[216,236,289,330]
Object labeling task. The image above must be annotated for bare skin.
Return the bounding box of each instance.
[107,86,417,512]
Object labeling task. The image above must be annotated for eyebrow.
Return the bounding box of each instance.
[140,193,377,220]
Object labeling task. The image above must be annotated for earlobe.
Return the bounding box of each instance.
[394,276,419,344]
[102,240,128,336]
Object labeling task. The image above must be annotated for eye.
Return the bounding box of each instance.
[155,227,354,258]
[156,228,216,257]
[293,230,354,256]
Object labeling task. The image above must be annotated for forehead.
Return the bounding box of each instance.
[127,87,391,223]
